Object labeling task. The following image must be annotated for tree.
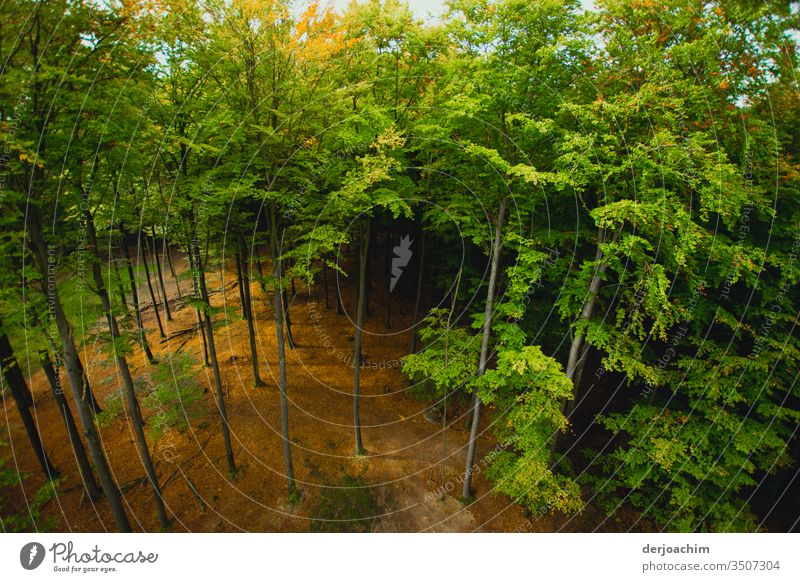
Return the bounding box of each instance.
[329,126,413,453]
[0,322,59,479]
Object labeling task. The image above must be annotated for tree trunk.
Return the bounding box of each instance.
[187,241,210,367]
[152,232,172,322]
[255,255,268,295]
[86,214,170,530]
[40,348,100,498]
[165,240,182,299]
[557,228,617,434]
[335,268,344,316]
[197,308,210,367]
[114,261,128,310]
[235,251,248,320]
[239,236,265,387]
[191,236,236,475]
[140,232,165,338]
[0,325,59,479]
[75,355,103,415]
[352,217,371,455]
[462,197,507,499]
[26,208,132,532]
[269,209,296,493]
[120,229,156,364]
[283,289,296,349]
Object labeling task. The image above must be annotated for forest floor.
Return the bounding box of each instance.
[1,250,636,533]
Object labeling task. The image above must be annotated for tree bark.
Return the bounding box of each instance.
[165,240,182,299]
[239,236,265,387]
[557,228,617,433]
[40,347,100,498]
[140,232,165,338]
[235,251,248,320]
[255,255,268,295]
[462,197,507,499]
[152,231,172,322]
[269,208,296,492]
[26,207,132,532]
[74,355,103,415]
[335,268,344,316]
[352,217,371,455]
[114,261,128,310]
[282,289,296,349]
[86,213,170,529]
[120,229,156,364]
[186,240,210,367]
[0,325,59,479]
[190,235,236,475]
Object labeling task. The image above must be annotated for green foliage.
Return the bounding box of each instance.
[402,309,481,398]
[0,0,797,533]
[94,390,126,429]
[143,354,206,443]
[479,343,583,515]
[309,475,380,533]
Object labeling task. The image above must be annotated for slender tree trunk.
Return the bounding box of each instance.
[114,261,128,310]
[40,348,100,498]
[557,228,617,434]
[86,214,170,529]
[255,255,267,295]
[269,209,295,493]
[0,325,59,479]
[283,289,296,349]
[152,232,171,322]
[239,237,265,387]
[235,252,248,320]
[140,233,165,338]
[165,241,182,300]
[335,269,344,316]
[197,308,210,367]
[191,236,236,475]
[120,229,156,364]
[352,217,371,455]
[462,197,507,499]
[186,240,210,367]
[26,209,132,532]
[410,228,426,354]
[282,256,296,349]
[74,354,103,415]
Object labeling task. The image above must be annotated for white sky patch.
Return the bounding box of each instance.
[311,0,596,20]
[327,0,448,19]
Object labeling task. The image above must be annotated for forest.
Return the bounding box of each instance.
[0,0,799,534]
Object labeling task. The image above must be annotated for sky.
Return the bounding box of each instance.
[329,0,448,19]
[325,0,596,20]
